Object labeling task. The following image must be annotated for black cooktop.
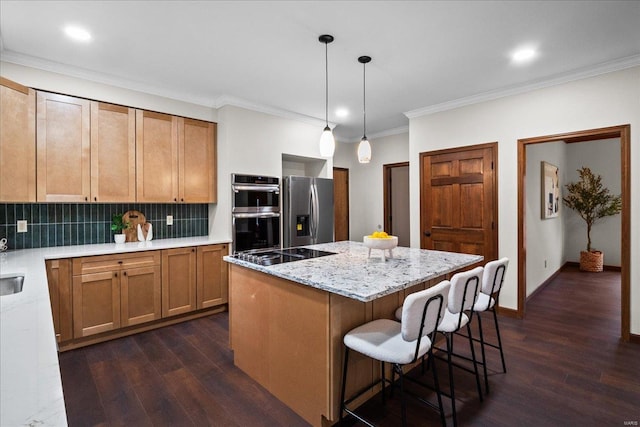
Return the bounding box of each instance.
[233,247,336,266]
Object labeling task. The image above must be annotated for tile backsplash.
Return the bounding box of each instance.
[0,203,209,250]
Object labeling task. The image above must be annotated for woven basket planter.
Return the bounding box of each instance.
[580,250,603,272]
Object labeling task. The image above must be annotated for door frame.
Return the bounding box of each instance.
[419,141,499,259]
[383,161,409,236]
[333,167,350,241]
[517,124,631,341]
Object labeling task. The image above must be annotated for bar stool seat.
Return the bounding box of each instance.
[340,280,451,427]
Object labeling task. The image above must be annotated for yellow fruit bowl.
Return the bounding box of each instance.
[363,235,398,250]
[363,235,398,261]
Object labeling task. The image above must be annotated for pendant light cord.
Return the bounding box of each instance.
[363,60,367,137]
[325,41,329,127]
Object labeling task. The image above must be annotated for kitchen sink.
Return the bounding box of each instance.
[0,275,25,296]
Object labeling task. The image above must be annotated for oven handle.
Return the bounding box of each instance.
[232,212,281,219]
[232,184,280,193]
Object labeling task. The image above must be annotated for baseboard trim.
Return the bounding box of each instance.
[496,306,520,319]
[563,261,622,272]
[629,333,640,344]
[526,267,563,302]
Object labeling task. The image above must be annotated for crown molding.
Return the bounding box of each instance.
[0,50,219,108]
[340,125,409,144]
[404,54,640,119]
[215,94,329,128]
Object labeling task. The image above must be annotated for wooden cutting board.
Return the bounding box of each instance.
[122,210,146,242]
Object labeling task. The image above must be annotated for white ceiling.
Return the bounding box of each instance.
[1,1,639,141]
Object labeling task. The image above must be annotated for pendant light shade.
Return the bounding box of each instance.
[357,55,372,163]
[319,34,335,157]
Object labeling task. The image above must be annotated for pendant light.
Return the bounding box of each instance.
[319,34,335,157]
[357,55,372,163]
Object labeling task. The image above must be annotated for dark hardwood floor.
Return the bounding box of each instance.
[59,266,640,426]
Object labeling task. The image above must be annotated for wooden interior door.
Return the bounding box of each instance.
[333,167,349,241]
[420,143,497,262]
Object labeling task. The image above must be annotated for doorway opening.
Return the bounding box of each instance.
[517,125,631,341]
[383,162,410,246]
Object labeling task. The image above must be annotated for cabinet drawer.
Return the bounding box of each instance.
[73,252,160,275]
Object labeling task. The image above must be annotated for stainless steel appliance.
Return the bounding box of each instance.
[231,247,336,266]
[283,176,334,247]
[231,174,281,254]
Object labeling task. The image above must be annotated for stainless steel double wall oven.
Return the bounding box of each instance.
[231,174,281,254]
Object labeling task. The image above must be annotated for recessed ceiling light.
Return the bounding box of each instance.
[64,26,92,42]
[335,108,349,118]
[511,47,537,63]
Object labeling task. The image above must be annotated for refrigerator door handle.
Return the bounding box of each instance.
[311,182,320,243]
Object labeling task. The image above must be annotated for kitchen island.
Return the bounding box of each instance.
[224,241,482,426]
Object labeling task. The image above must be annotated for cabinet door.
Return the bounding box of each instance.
[0,77,36,202]
[90,102,136,202]
[178,118,216,203]
[162,247,196,317]
[73,271,120,338]
[45,259,72,343]
[37,91,90,202]
[197,244,229,309]
[121,265,161,327]
[136,110,178,202]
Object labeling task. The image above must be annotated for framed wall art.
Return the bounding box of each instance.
[542,161,560,219]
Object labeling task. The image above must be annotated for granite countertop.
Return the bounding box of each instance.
[224,241,483,302]
[0,236,231,427]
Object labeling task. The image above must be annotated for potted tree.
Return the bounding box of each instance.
[563,167,622,272]
[111,214,130,244]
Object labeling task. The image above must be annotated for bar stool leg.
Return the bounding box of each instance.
[493,308,507,373]
[477,312,490,393]
[466,322,484,402]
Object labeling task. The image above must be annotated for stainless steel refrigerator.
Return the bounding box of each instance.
[283,176,334,247]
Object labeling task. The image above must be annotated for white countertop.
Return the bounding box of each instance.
[224,241,483,302]
[0,236,230,427]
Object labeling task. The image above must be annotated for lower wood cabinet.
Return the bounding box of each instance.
[71,252,161,338]
[45,259,72,343]
[46,243,228,350]
[197,244,229,309]
[162,247,197,317]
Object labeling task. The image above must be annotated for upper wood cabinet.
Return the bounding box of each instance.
[0,77,36,202]
[179,118,217,203]
[136,110,179,202]
[37,91,91,202]
[137,112,217,203]
[90,102,136,202]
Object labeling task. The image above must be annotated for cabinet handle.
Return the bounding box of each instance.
[114,272,118,277]
[118,261,123,264]
[94,197,97,202]
[84,196,88,202]
[174,198,177,202]
[192,248,195,252]
[181,198,184,202]
[123,272,127,276]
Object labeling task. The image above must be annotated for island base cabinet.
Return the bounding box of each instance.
[230,265,329,426]
[229,264,436,426]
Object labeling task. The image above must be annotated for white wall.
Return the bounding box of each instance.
[564,138,621,266]
[409,66,639,334]
[525,142,566,296]
[211,105,332,241]
[334,132,409,241]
